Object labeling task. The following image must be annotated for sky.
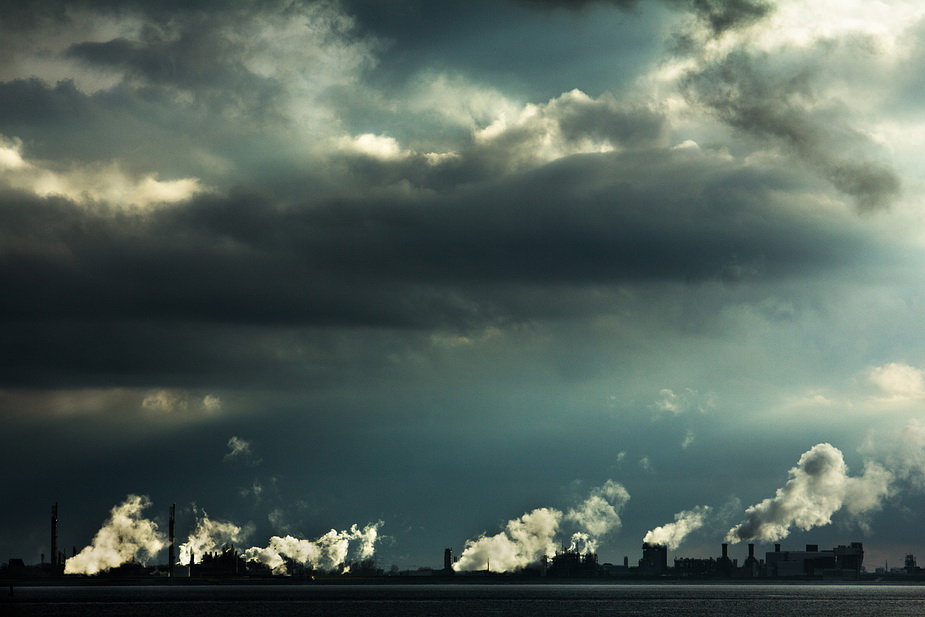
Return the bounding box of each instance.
[4,0,925,573]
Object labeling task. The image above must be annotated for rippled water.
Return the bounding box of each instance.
[5,583,925,616]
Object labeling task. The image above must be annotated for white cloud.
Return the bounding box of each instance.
[472,89,667,170]
[868,362,925,401]
[651,388,713,415]
[737,0,925,55]
[0,134,205,207]
[338,133,411,160]
[224,435,261,466]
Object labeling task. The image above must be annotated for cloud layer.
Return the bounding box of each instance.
[5,0,925,569]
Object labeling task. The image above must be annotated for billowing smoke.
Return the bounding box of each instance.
[454,480,630,572]
[564,480,631,553]
[726,443,894,543]
[178,508,253,565]
[643,506,712,549]
[452,507,562,573]
[65,495,165,575]
[244,522,381,574]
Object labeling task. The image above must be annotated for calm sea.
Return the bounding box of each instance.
[4,583,925,616]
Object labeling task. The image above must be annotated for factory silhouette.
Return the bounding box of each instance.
[2,502,923,582]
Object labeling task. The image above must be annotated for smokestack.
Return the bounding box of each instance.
[775,544,781,552]
[722,543,728,559]
[444,548,452,571]
[51,503,58,577]
[748,544,755,559]
[168,503,176,578]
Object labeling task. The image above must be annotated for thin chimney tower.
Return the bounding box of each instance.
[50,503,59,576]
[168,503,176,578]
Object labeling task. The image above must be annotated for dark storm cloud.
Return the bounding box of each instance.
[0,148,877,334]
[65,33,284,116]
[680,50,901,211]
[0,79,193,170]
[517,0,771,34]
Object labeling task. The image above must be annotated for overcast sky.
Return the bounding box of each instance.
[5,0,925,572]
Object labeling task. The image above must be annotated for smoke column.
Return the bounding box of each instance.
[453,507,562,573]
[643,506,711,549]
[726,443,893,543]
[453,480,630,572]
[244,522,381,574]
[65,495,165,575]
[178,509,252,565]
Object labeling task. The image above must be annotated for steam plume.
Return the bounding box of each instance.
[65,495,165,575]
[643,505,711,549]
[178,508,253,565]
[244,522,381,574]
[726,443,893,543]
[454,480,630,572]
[565,480,631,553]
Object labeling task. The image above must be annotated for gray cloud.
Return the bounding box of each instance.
[518,0,771,34]
[679,42,901,211]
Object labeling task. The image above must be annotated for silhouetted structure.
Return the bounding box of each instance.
[674,556,719,577]
[717,543,734,576]
[548,548,602,578]
[168,504,176,578]
[197,545,245,577]
[444,548,453,572]
[743,543,759,576]
[50,503,59,577]
[765,542,863,578]
[639,543,668,575]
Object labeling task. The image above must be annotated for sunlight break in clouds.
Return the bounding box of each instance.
[0,135,204,207]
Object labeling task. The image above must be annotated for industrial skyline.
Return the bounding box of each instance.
[4,0,925,572]
[2,480,920,578]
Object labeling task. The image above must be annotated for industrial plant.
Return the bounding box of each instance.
[1,502,921,583]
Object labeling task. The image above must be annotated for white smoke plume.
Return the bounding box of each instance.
[178,509,253,565]
[244,522,381,574]
[565,479,631,553]
[453,480,630,572]
[65,495,165,575]
[726,443,894,543]
[643,506,712,549]
[453,507,562,573]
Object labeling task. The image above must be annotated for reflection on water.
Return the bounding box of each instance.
[4,584,925,617]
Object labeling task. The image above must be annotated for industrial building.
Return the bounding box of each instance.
[764,543,864,578]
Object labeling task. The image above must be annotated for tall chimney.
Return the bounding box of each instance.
[50,503,59,576]
[775,544,781,552]
[722,543,728,559]
[168,503,176,578]
[748,544,755,559]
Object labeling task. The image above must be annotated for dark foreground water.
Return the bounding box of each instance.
[4,583,925,617]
